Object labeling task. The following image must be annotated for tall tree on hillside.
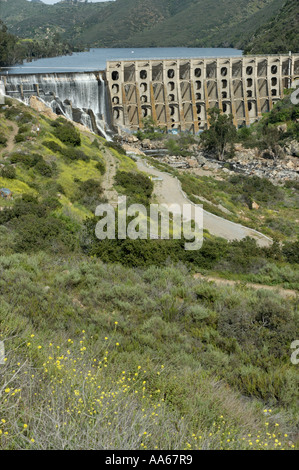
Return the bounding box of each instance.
[200,107,237,161]
[0,20,18,67]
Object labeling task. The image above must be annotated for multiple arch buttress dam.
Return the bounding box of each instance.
[106,54,299,133]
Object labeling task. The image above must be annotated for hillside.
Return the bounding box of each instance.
[243,0,299,54]
[0,97,298,450]
[0,0,111,43]
[1,0,293,53]
[0,18,83,67]
[107,0,285,49]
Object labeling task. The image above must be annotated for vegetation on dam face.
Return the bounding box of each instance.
[0,97,298,449]
[0,0,298,65]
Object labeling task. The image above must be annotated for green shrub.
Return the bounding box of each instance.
[0,165,16,179]
[96,160,106,175]
[0,134,7,146]
[61,147,89,162]
[53,121,81,147]
[114,170,153,204]
[18,124,30,134]
[42,140,64,153]
[13,214,78,253]
[14,134,26,143]
[104,141,126,155]
[76,179,103,211]
[35,160,55,177]
[282,240,299,264]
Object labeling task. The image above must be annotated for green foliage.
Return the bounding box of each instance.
[243,0,299,54]
[0,97,298,449]
[136,117,167,141]
[35,159,55,178]
[10,152,42,168]
[282,240,299,265]
[238,96,299,150]
[229,175,283,208]
[0,20,18,67]
[165,134,195,157]
[0,165,16,179]
[201,108,237,160]
[95,160,106,175]
[52,120,81,147]
[114,170,154,205]
[0,193,78,253]
[14,134,26,143]
[0,13,82,67]
[104,141,126,155]
[75,178,103,212]
[42,140,64,153]
[9,151,55,177]
[42,139,89,161]
[0,134,8,147]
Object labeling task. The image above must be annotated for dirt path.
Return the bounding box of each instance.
[136,157,272,247]
[194,273,298,298]
[101,148,118,206]
[0,120,18,156]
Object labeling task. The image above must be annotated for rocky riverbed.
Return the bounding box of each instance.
[122,135,299,184]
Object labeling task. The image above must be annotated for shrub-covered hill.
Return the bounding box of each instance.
[0,252,298,450]
[1,0,287,52]
[0,98,298,450]
[0,19,81,68]
[243,0,299,54]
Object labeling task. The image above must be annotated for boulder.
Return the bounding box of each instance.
[141,139,151,149]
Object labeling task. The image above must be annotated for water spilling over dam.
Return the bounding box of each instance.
[1,72,113,139]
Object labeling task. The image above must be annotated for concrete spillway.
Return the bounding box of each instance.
[1,71,113,139]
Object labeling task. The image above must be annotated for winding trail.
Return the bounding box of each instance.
[0,120,18,157]
[101,148,118,206]
[136,157,272,247]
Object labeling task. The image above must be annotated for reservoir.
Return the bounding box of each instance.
[4,47,243,74]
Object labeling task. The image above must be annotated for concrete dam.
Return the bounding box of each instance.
[106,54,299,133]
[2,53,299,135]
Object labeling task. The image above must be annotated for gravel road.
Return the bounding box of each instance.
[136,158,272,247]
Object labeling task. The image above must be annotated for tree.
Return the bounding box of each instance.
[200,107,237,160]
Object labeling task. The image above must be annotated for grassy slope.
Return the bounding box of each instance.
[0,252,297,450]
[0,98,298,449]
[0,103,105,220]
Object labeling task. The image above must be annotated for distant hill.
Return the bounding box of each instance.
[0,0,298,54]
[243,0,299,54]
[0,0,111,43]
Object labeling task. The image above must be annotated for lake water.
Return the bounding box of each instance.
[5,47,243,74]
